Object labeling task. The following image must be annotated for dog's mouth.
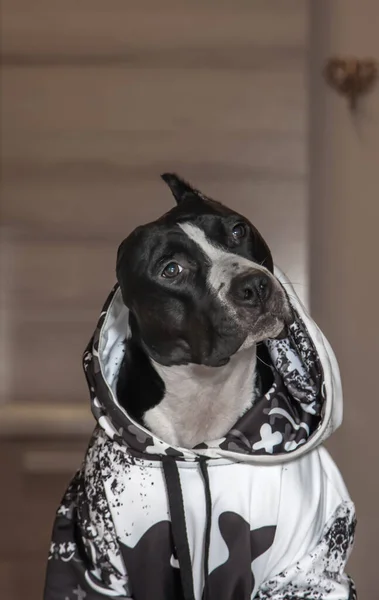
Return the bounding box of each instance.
[234,284,293,337]
[198,309,292,369]
[250,312,289,340]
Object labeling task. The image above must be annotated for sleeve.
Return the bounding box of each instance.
[254,501,357,599]
[254,448,357,599]
[44,436,132,599]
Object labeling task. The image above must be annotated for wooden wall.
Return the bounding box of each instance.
[0,2,309,598]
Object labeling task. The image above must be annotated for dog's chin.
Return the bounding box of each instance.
[199,309,293,367]
[200,355,232,368]
[143,311,292,369]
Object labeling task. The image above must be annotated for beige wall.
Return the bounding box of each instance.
[309,2,379,597]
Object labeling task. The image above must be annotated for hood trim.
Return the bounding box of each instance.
[91,267,342,465]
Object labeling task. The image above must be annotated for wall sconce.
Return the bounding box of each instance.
[323,57,378,110]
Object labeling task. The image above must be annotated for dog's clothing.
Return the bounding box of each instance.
[44,269,356,600]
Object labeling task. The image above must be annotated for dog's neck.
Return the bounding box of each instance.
[143,345,257,448]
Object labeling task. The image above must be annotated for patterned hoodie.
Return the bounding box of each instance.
[44,268,356,600]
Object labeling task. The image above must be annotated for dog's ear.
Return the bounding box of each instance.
[161,173,202,205]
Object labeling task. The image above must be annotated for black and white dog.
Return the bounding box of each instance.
[116,173,293,448]
[45,173,356,600]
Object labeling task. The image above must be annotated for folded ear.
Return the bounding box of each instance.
[161,173,201,205]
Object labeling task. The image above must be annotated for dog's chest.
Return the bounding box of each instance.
[144,349,257,448]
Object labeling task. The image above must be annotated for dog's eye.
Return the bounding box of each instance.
[161,262,183,279]
[232,223,246,240]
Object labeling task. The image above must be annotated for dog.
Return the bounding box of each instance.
[116,173,293,448]
[44,173,356,600]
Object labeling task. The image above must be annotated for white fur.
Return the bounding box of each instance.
[144,346,257,448]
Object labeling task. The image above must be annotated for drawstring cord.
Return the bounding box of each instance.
[162,456,212,600]
[162,456,196,600]
[199,457,212,600]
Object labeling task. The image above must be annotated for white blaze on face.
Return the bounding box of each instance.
[178,222,269,307]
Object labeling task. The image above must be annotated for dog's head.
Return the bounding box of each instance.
[116,174,292,367]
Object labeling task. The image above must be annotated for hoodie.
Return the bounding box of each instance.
[44,268,356,600]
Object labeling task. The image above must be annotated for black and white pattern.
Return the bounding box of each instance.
[45,429,356,600]
[255,502,357,599]
[45,434,131,599]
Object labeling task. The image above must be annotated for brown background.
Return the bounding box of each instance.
[0,1,377,598]
[310,2,379,599]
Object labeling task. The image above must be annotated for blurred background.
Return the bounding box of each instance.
[0,1,378,598]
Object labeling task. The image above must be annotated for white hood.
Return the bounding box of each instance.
[82,266,343,465]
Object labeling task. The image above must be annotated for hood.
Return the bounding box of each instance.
[82,267,342,464]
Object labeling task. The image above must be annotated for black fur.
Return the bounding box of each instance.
[116,313,166,423]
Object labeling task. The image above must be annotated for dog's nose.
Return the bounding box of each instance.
[230,271,272,307]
